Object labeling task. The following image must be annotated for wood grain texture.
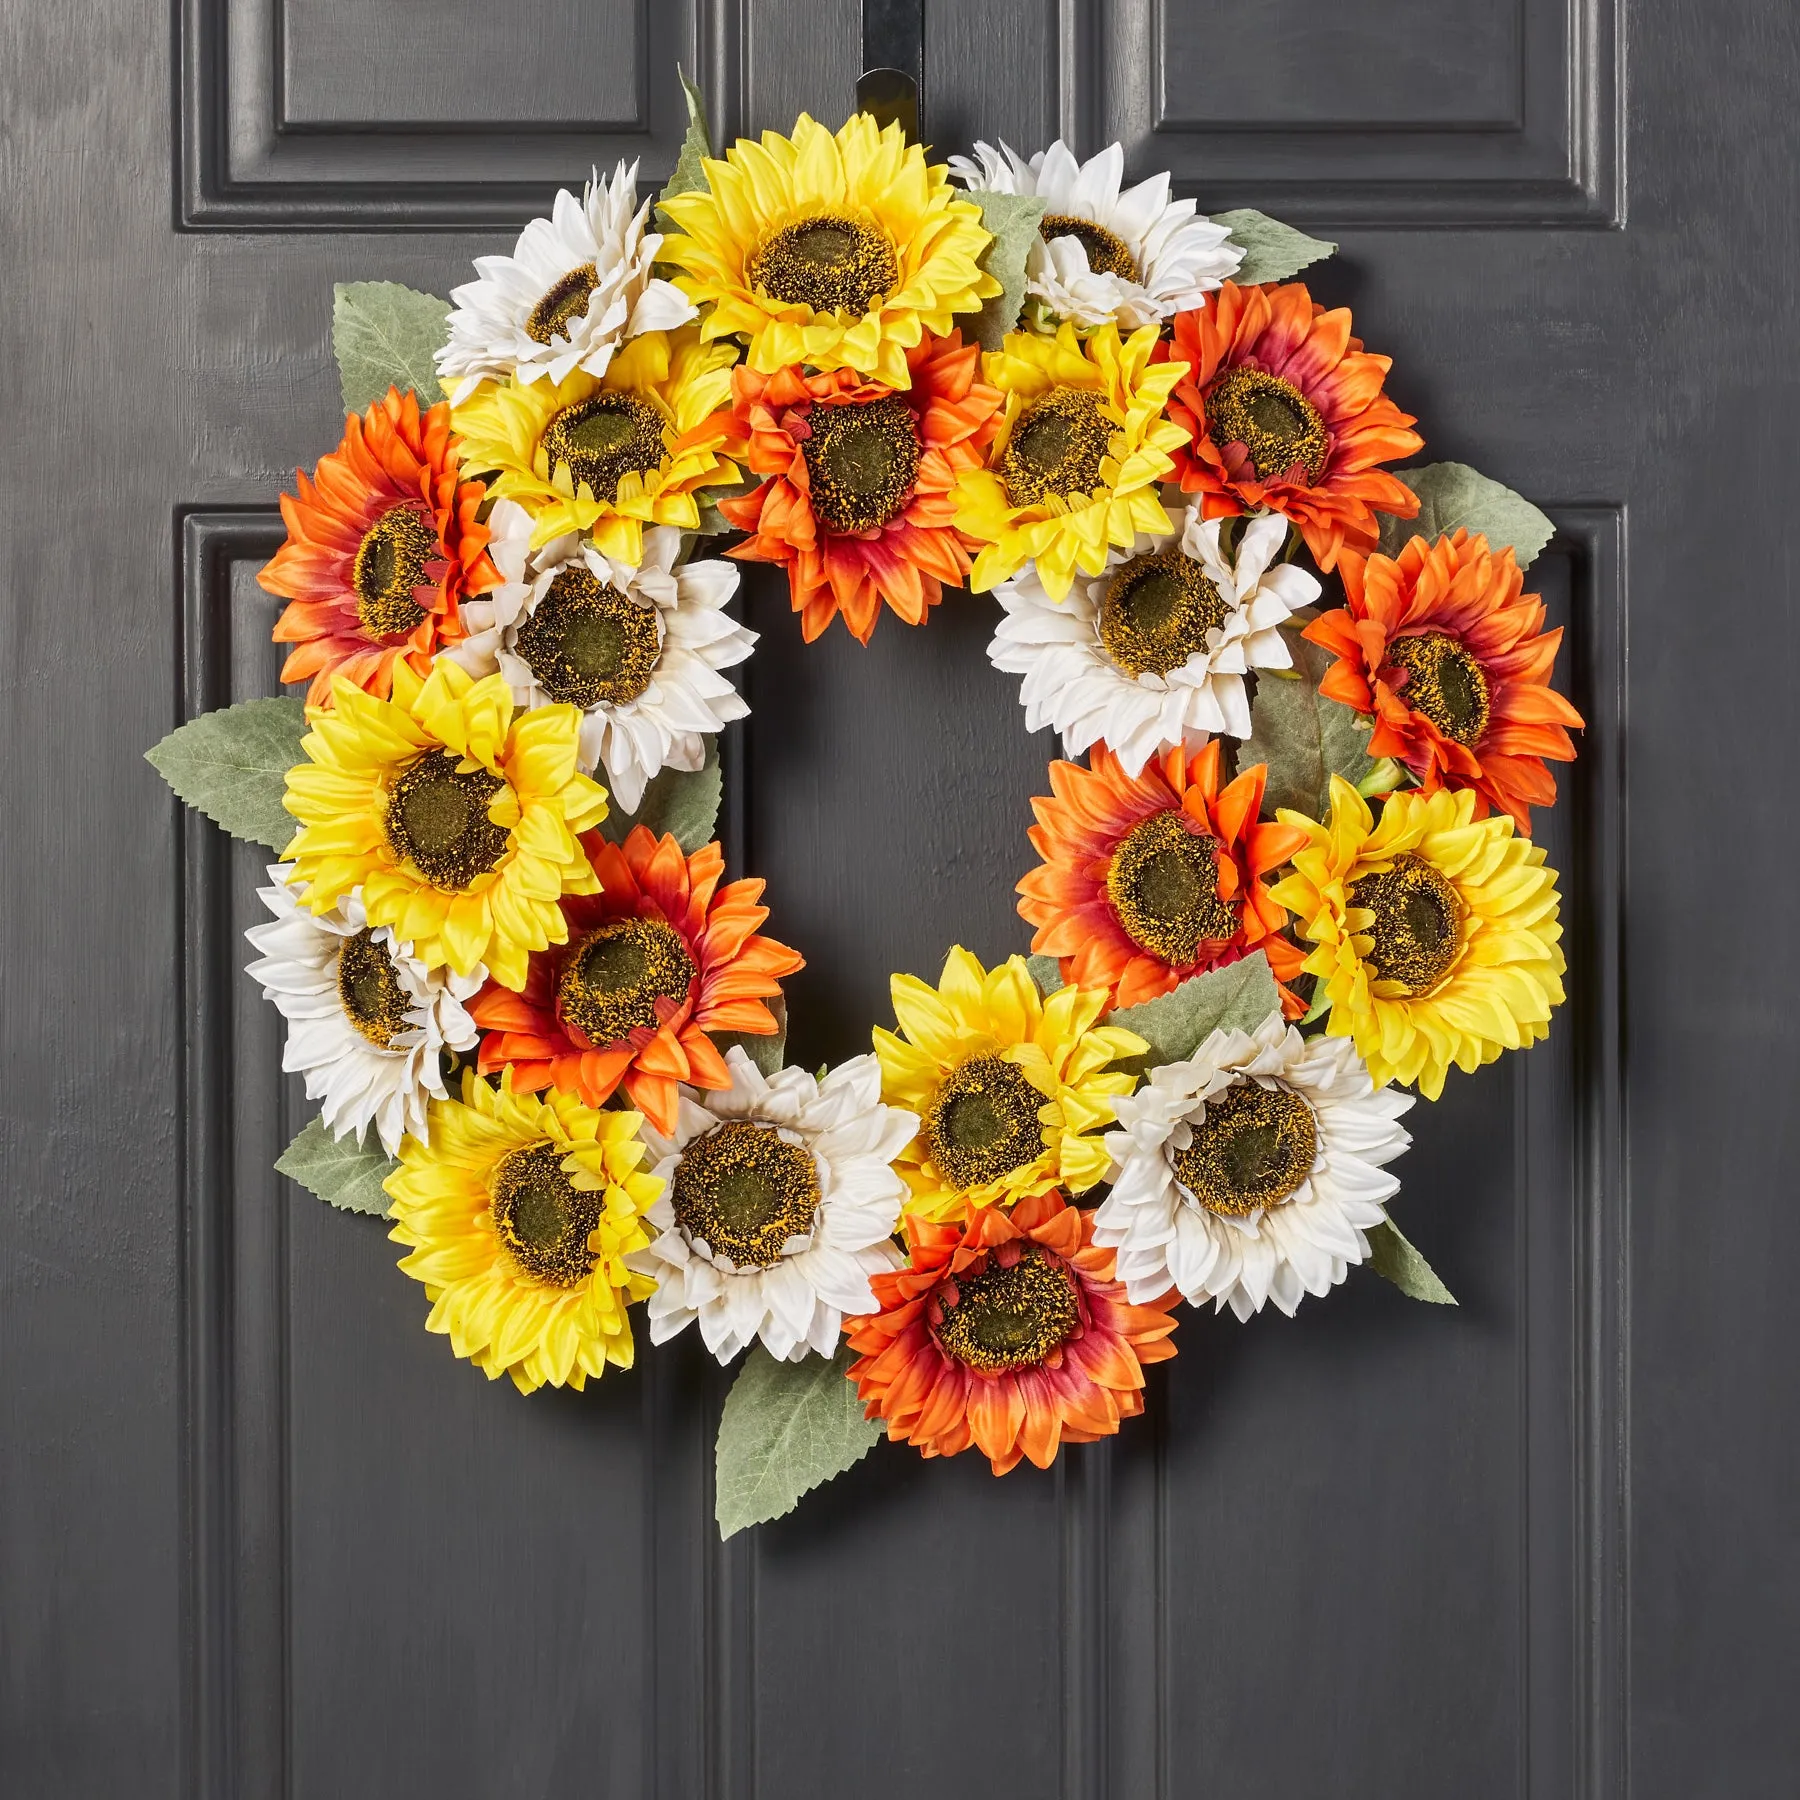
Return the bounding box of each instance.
[1,0,1795,1795]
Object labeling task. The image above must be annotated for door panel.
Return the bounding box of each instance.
[1,0,1788,1796]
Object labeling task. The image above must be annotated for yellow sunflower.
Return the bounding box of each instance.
[1270,776,1565,1100]
[955,321,1190,600]
[656,111,998,389]
[449,327,740,557]
[282,659,607,990]
[873,946,1146,1223]
[385,1070,661,1394]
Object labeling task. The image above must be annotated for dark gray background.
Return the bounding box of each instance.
[1,0,1791,1795]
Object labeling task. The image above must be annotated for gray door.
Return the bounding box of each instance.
[3,1,1791,1795]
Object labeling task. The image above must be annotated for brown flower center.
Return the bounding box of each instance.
[924,1055,1046,1192]
[526,263,600,345]
[1205,367,1328,483]
[801,395,922,533]
[1171,1081,1318,1217]
[1000,386,1112,508]
[335,928,412,1048]
[1386,632,1492,747]
[748,214,898,316]
[555,916,697,1049]
[351,502,435,640]
[1099,547,1231,676]
[1348,853,1465,997]
[934,1247,1081,1373]
[385,750,510,890]
[490,1140,604,1287]
[1039,213,1141,282]
[670,1120,822,1269]
[514,564,661,709]
[1105,811,1236,965]
[542,392,668,503]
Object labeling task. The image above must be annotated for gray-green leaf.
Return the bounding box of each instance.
[275,1117,398,1218]
[712,996,788,1077]
[715,1344,882,1537]
[1025,953,1066,999]
[331,281,450,415]
[1365,1218,1457,1305]
[146,696,308,852]
[1107,951,1281,1069]
[599,739,722,853]
[1213,209,1336,285]
[1242,629,1377,820]
[656,68,713,225]
[968,190,1047,351]
[1377,462,1556,570]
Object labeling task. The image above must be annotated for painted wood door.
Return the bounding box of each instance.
[2,0,1792,1795]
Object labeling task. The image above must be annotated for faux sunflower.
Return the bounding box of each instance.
[1271,777,1566,1099]
[385,1071,661,1393]
[657,111,999,389]
[956,320,1190,599]
[449,326,740,558]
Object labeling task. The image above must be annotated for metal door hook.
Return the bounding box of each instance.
[858,0,922,141]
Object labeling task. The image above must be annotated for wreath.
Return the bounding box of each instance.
[148,81,1579,1536]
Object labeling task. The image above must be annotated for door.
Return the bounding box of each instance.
[2,1,1790,1795]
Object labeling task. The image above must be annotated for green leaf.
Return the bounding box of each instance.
[1025,953,1066,998]
[331,281,450,414]
[1377,462,1556,570]
[145,696,308,852]
[692,471,760,539]
[274,1117,398,1218]
[1107,952,1281,1069]
[968,190,1047,351]
[656,68,713,225]
[1299,976,1332,1026]
[599,739,722,853]
[712,996,788,1077]
[1213,209,1336,285]
[1241,629,1377,820]
[1365,1219,1457,1305]
[715,1344,882,1538]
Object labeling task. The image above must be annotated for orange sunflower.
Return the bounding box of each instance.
[258,386,497,705]
[467,825,802,1135]
[713,330,1004,643]
[1017,741,1312,1014]
[846,1190,1178,1475]
[1303,530,1582,835]
[1161,281,1423,571]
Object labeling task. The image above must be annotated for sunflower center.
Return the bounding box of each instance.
[491,1140,604,1288]
[1098,548,1231,676]
[385,750,510,890]
[1039,213,1141,283]
[1000,387,1112,508]
[748,214,899,316]
[335,928,411,1048]
[1171,1082,1318,1217]
[1205,367,1329,483]
[514,564,661,709]
[1105,811,1236,965]
[1386,632,1492,746]
[801,396,922,533]
[924,1055,1045,1192]
[542,392,668,503]
[526,263,601,345]
[555,916,697,1048]
[670,1119,822,1269]
[934,1248,1081,1374]
[351,503,435,641]
[1349,853,1465,997]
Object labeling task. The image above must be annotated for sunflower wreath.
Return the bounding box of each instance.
[149,81,1579,1535]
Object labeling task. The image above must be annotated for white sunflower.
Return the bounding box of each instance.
[988,503,1317,774]
[1094,1013,1414,1321]
[443,520,754,814]
[948,139,1241,330]
[244,868,482,1156]
[434,160,696,402]
[626,1048,918,1364]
